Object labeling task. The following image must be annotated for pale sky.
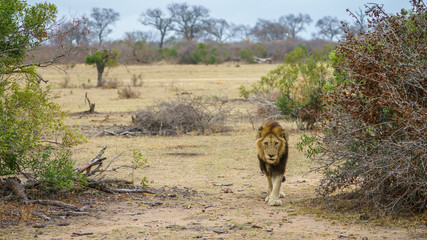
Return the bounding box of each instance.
[27,0,412,40]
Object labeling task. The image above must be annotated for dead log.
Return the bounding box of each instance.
[74,146,107,175]
[86,181,154,194]
[27,199,79,211]
[60,211,91,216]
[87,182,115,193]
[139,201,163,206]
[34,211,52,221]
[2,177,28,202]
[1,178,83,215]
[85,92,96,113]
[20,178,40,187]
[87,152,123,178]
[72,232,94,237]
[113,188,155,194]
[253,56,273,64]
[96,130,118,137]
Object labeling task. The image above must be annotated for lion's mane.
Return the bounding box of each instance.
[256,121,289,179]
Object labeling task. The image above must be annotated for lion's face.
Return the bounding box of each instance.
[261,133,282,164]
[256,121,287,165]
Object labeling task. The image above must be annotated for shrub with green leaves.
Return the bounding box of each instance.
[240,49,254,63]
[29,149,76,191]
[161,46,178,61]
[183,43,219,64]
[0,0,84,186]
[130,151,148,185]
[241,45,331,129]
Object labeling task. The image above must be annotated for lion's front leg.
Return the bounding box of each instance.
[279,174,285,198]
[265,175,273,202]
[268,175,283,206]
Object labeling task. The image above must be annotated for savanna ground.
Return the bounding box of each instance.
[0,64,425,239]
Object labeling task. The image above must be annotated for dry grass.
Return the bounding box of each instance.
[40,64,278,113]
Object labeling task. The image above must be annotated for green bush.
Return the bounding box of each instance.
[182,43,220,65]
[0,0,84,186]
[29,149,76,191]
[161,46,178,61]
[0,76,82,175]
[205,55,216,65]
[240,49,254,63]
[242,45,331,129]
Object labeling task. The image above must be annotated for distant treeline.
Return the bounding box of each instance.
[32,38,333,65]
[28,2,368,65]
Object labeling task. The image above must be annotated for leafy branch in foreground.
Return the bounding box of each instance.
[0,0,85,189]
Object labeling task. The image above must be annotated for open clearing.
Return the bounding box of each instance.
[0,64,425,239]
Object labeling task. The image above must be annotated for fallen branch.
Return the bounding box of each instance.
[3,177,28,201]
[74,146,108,175]
[113,188,154,194]
[87,182,115,193]
[72,232,94,237]
[253,56,273,64]
[89,152,124,179]
[27,200,79,211]
[86,181,154,194]
[34,211,52,221]
[213,183,233,186]
[96,130,118,136]
[60,211,91,217]
[139,201,163,206]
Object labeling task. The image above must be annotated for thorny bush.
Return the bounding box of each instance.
[304,0,426,214]
[132,94,230,135]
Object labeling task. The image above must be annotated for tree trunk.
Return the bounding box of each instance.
[159,34,165,49]
[96,63,105,87]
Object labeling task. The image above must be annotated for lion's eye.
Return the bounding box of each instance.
[264,142,268,146]
[274,142,279,146]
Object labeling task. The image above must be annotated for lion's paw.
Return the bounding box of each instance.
[268,198,283,206]
[265,195,270,202]
[279,191,286,198]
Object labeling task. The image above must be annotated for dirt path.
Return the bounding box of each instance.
[1,182,423,240]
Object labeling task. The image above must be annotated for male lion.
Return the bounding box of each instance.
[256,121,288,206]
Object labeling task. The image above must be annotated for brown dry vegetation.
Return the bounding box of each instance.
[1,64,425,239]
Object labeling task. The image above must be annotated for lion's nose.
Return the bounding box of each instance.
[268,154,274,158]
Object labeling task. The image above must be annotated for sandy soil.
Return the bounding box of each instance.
[1,182,424,240]
[1,118,425,240]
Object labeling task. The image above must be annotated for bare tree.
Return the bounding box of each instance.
[229,23,253,41]
[87,8,120,46]
[204,18,230,42]
[349,7,369,35]
[140,8,173,49]
[251,19,288,42]
[279,13,312,40]
[124,31,155,43]
[316,16,343,41]
[168,3,210,40]
[55,19,90,46]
